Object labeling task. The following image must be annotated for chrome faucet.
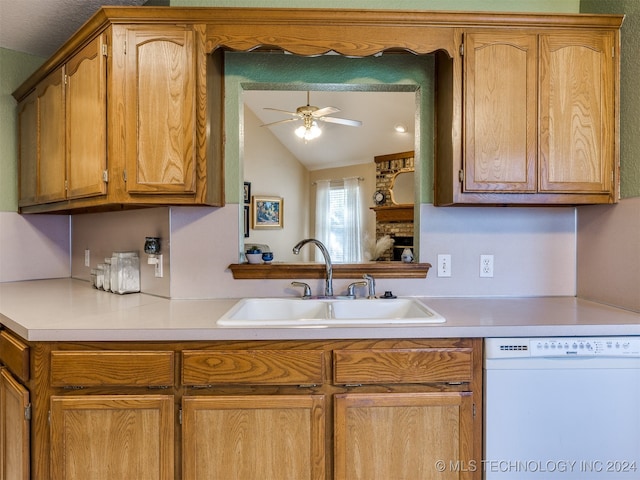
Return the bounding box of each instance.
[363,274,377,299]
[293,238,333,297]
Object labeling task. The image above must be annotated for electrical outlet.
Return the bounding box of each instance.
[84,249,91,267]
[437,254,451,277]
[480,254,494,277]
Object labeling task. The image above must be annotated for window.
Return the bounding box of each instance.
[315,177,363,263]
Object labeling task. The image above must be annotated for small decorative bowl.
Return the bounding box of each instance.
[261,252,274,263]
[246,253,263,264]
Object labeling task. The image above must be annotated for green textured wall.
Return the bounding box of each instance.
[0,48,44,211]
[582,0,640,198]
[172,0,579,12]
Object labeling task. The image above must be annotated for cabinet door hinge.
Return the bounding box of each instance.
[123,170,127,182]
[123,40,127,55]
[178,408,183,425]
[102,43,108,57]
[25,403,32,421]
[102,170,109,183]
[48,410,51,425]
[458,169,464,183]
[64,179,68,191]
[64,74,68,86]
[473,403,476,418]
[459,43,464,56]
[612,46,615,58]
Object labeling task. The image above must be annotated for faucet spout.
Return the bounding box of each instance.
[293,238,333,297]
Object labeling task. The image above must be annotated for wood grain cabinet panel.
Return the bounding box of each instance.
[0,368,30,480]
[124,26,196,195]
[50,394,174,480]
[182,349,325,386]
[182,395,325,480]
[539,31,616,195]
[333,348,473,385]
[0,331,29,383]
[334,392,474,480]
[36,66,67,204]
[50,350,174,387]
[17,92,38,207]
[65,34,108,199]
[463,31,537,193]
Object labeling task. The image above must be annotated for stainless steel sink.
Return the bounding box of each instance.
[217,298,445,327]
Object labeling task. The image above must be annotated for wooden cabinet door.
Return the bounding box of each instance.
[17,92,38,207]
[124,26,196,195]
[36,66,67,203]
[182,395,326,480]
[0,368,30,480]
[463,32,537,193]
[539,31,615,194]
[50,395,174,480]
[335,392,476,480]
[65,34,107,199]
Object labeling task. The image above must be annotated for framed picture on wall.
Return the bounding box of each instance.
[243,182,251,204]
[252,196,283,229]
[244,205,250,237]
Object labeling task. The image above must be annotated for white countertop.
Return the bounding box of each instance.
[1,279,639,342]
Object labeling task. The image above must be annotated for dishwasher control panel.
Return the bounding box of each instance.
[486,337,640,358]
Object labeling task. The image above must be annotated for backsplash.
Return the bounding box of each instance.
[164,203,577,299]
[71,208,171,298]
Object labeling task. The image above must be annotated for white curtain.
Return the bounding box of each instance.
[314,179,331,262]
[314,177,363,263]
[342,176,363,262]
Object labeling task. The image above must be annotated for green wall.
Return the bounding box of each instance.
[582,0,640,198]
[172,0,579,12]
[0,48,44,211]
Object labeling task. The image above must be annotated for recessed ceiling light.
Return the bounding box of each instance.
[394,123,407,133]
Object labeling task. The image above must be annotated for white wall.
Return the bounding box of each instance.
[166,203,577,299]
[243,107,309,262]
[0,212,70,282]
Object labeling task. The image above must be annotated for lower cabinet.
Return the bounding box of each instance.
[182,395,326,480]
[49,395,174,480]
[9,333,481,480]
[334,392,474,480]
[0,368,30,480]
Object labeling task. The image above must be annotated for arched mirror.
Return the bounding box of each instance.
[389,169,415,205]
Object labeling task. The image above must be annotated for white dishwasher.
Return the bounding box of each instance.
[484,337,640,479]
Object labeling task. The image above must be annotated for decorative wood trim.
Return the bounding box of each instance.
[228,262,431,279]
[372,205,414,222]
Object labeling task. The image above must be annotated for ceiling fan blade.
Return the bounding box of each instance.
[319,116,363,127]
[311,106,340,117]
[261,118,299,127]
[263,107,300,116]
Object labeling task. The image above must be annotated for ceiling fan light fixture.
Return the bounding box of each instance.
[295,121,322,141]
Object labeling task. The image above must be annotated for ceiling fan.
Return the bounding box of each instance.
[261,91,362,140]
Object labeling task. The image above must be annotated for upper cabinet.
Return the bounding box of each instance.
[15,22,221,214]
[122,27,196,196]
[439,27,619,205]
[538,31,616,196]
[14,8,622,212]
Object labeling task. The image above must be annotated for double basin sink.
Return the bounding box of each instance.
[217,297,446,327]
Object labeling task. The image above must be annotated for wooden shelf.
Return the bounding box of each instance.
[228,262,431,280]
[371,205,414,222]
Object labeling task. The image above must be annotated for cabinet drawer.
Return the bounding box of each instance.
[0,330,30,382]
[333,348,473,385]
[51,351,174,387]
[182,350,325,386]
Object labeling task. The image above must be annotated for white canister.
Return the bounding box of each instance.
[401,248,414,263]
[111,252,140,294]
